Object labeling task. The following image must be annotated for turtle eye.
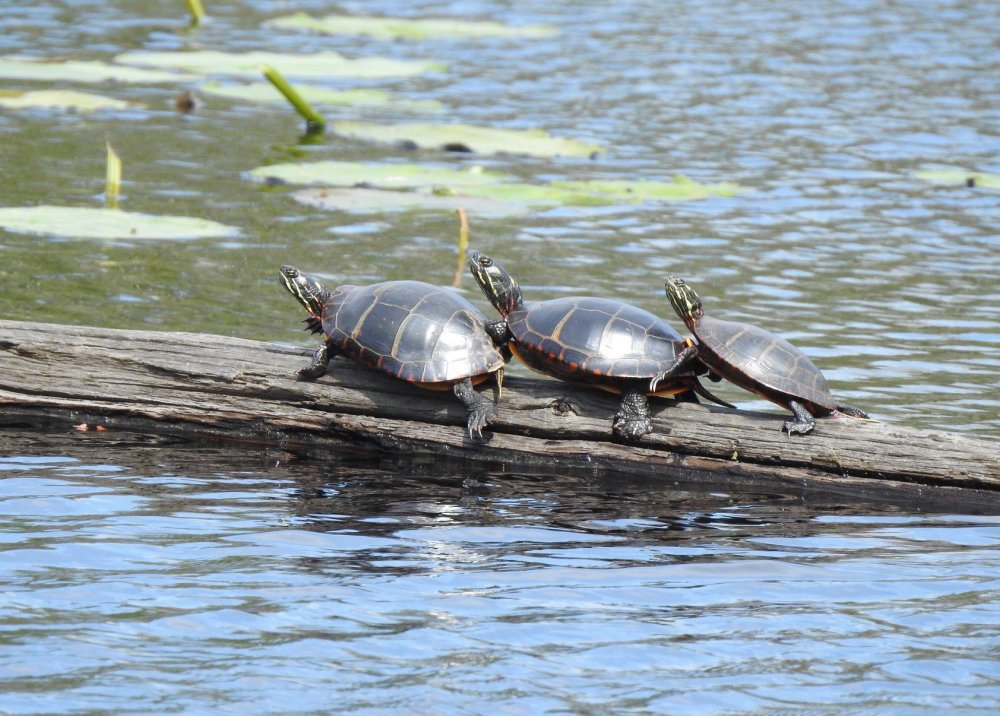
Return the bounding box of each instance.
[479,257,492,267]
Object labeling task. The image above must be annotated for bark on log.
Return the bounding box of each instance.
[1,319,997,507]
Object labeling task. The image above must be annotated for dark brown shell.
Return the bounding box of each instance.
[694,315,837,411]
[321,280,506,385]
[508,296,690,385]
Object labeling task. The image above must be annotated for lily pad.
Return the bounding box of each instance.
[915,169,1000,190]
[268,13,557,40]
[292,187,525,217]
[0,206,239,240]
[247,160,506,189]
[0,89,135,112]
[555,177,748,202]
[0,57,190,84]
[456,176,748,206]
[115,50,446,80]
[199,81,441,111]
[331,121,602,158]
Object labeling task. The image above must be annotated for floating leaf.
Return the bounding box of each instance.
[553,177,748,202]
[199,81,441,111]
[247,160,506,189]
[331,121,602,158]
[115,50,446,80]
[267,13,557,40]
[292,187,525,217]
[0,206,239,240]
[915,169,1000,190]
[0,89,134,112]
[0,57,190,84]
[456,176,747,206]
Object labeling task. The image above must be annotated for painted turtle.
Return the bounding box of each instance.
[664,276,869,435]
[467,251,732,441]
[279,265,507,439]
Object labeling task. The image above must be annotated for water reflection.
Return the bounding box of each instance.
[1,435,998,711]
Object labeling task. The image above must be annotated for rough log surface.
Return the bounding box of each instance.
[1,319,997,506]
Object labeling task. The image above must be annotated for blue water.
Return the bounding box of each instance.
[1,438,999,713]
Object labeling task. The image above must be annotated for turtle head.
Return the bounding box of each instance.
[664,276,704,326]
[467,250,522,316]
[279,265,327,319]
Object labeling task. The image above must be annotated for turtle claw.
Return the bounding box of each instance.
[782,400,816,436]
[454,379,498,441]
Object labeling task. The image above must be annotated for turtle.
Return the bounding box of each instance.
[467,251,732,441]
[279,265,508,439]
[663,275,869,435]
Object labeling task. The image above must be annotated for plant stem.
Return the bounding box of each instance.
[261,64,326,131]
[185,0,206,26]
[451,208,469,287]
[105,141,121,209]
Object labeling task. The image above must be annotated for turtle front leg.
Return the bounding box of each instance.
[648,344,699,393]
[453,378,499,440]
[783,400,816,435]
[612,388,653,442]
[297,340,336,381]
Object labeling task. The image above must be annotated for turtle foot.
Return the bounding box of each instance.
[782,418,816,436]
[454,379,498,440]
[613,389,652,442]
[297,343,331,381]
[782,400,816,435]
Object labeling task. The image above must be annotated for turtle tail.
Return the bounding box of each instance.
[836,403,870,419]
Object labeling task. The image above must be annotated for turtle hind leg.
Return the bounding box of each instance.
[612,388,653,442]
[837,403,870,419]
[782,400,816,435]
[453,378,498,440]
[297,341,336,381]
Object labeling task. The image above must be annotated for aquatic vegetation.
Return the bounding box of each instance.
[0,206,239,240]
[0,57,190,84]
[329,121,603,158]
[267,13,557,41]
[0,89,135,112]
[915,169,1000,190]
[199,81,441,111]
[114,50,446,79]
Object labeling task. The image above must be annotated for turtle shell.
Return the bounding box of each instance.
[507,296,692,390]
[321,280,505,386]
[693,315,837,412]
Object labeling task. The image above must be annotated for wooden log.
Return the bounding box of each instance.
[1,319,997,507]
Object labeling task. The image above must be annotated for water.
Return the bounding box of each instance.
[2,432,999,713]
[1,0,999,710]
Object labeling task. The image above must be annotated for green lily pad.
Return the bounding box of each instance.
[115,50,446,80]
[0,57,190,84]
[915,169,1000,190]
[556,177,748,202]
[247,160,506,189]
[292,187,525,217]
[199,81,441,111]
[0,206,239,240]
[0,89,135,112]
[267,13,557,40]
[331,121,602,158]
[454,176,747,206]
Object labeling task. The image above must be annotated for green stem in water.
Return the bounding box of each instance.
[105,141,121,210]
[451,208,469,287]
[261,64,326,132]
[185,0,206,26]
